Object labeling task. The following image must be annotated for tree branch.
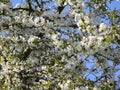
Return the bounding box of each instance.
[27,0,33,14]
[12,7,34,12]
[35,0,43,11]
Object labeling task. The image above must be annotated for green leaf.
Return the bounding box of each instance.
[42,81,51,89]
[103,36,111,43]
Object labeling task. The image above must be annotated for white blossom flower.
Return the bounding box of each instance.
[59,80,71,90]
[99,23,107,31]
[14,3,21,8]
[97,36,104,41]
[0,3,8,8]
[75,14,84,27]
[93,86,101,90]
[14,16,21,23]
[86,25,91,31]
[0,45,2,50]
[84,16,90,24]
[75,42,82,50]
[41,66,47,70]
[13,67,20,72]
[28,35,39,45]
[51,33,58,40]
[75,87,80,90]
[34,17,40,25]
[80,86,89,90]
[82,2,85,7]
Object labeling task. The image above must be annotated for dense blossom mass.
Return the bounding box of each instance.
[0,0,120,90]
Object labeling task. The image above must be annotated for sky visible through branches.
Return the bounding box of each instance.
[10,0,120,86]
